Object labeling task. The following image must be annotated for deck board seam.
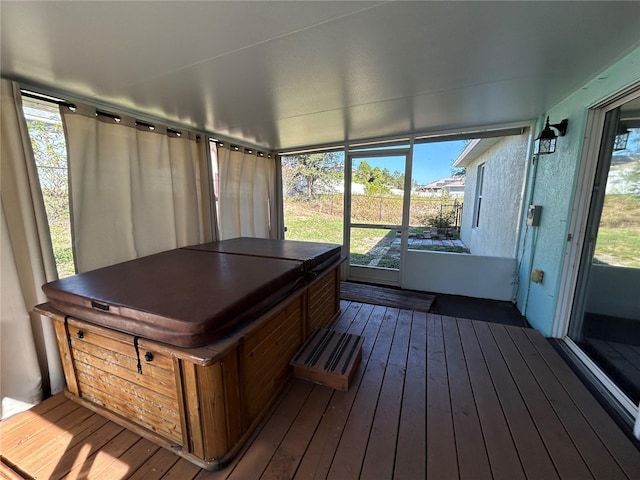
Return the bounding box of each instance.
[452,317,495,479]
[489,323,594,479]
[472,320,560,479]
[505,325,629,480]
[327,306,398,479]
[487,323,565,479]
[457,318,527,480]
[317,302,386,478]
[524,331,640,479]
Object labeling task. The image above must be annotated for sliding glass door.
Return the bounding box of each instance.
[568,93,640,421]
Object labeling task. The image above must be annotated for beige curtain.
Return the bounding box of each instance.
[218,146,277,240]
[0,79,64,418]
[62,107,216,272]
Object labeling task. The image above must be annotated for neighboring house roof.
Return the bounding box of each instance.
[453,138,501,168]
[419,177,465,191]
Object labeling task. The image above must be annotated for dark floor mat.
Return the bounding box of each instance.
[431,293,528,327]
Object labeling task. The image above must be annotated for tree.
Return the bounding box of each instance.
[26,117,75,277]
[27,120,68,221]
[281,152,343,198]
[353,160,405,195]
[451,166,466,178]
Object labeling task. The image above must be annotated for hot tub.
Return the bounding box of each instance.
[38,238,343,470]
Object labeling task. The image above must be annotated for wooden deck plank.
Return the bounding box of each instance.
[99,437,160,479]
[334,301,375,335]
[426,314,458,479]
[0,393,67,436]
[161,458,201,480]
[20,413,108,475]
[1,399,82,455]
[524,328,640,480]
[260,385,333,480]
[327,307,399,479]
[394,310,426,480]
[472,320,560,479]
[127,448,181,480]
[6,405,94,465]
[340,282,435,312]
[38,420,125,480]
[332,300,365,332]
[193,382,296,479]
[506,326,628,480]
[60,428,141,479]
[292,303,384,480]
[360,308,412,480]
[456,318,526,480]
[488,323,595,479]
[223,380,314,480]
[442,317,493,479]
[2,302,639,480]
[0,459,26,480]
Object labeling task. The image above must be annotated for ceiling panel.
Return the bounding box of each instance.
[2,1,639,150]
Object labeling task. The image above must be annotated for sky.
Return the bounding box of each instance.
[352,140,467,186]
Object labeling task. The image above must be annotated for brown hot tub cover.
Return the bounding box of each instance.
[42,248,305,347]
[183,237,342,273]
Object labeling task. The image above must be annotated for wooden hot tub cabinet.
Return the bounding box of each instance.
[36,263,341,470]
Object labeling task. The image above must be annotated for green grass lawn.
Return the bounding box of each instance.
[284,211,470,269]
[284,216,343,244]
[594,228,640,268]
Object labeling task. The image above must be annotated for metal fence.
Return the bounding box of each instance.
[285,193,463,229]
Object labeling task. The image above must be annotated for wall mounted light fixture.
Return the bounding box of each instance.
[613,123,630,151]
[534,116,568,155]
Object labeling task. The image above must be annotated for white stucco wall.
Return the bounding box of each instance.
[515,46,640,337]
[402,250,516,300]
[460,135,529,258]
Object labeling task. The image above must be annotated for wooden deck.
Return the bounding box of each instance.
[2,300,639,479]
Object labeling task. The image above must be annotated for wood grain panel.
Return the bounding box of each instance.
[52,317,80,395]
[196,362,228,460]
[71,347,176,399]
[79,382,182,444]
[67,320,174,371]
[307,270,338,331]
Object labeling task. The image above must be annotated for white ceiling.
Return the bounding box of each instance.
[2,1,639,151]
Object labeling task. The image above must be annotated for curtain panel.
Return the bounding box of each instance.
[0,80,64,418]
[61,107,216,273]
[217,146,277,240]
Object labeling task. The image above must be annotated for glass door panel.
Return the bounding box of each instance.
[568,95,640,407]
[281,151,345,244]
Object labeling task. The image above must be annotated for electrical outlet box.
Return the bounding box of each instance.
[527,205,542,226]
[531,269,544,284]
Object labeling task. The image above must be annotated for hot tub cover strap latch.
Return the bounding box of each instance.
[133,336,143,374]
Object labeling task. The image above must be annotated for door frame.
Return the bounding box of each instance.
[344,145,412,286]
[554,81,640,433]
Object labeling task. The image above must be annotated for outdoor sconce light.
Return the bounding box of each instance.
[613,124,630,151]
[534,116,569,155]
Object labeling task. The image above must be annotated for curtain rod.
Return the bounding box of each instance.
[277,121,532,155]
[22,88,270,154]
[17,84,273,154]
[20,89,77,112]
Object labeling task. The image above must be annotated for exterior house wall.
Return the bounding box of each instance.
[460,135,529,257]
[515,46,640,337]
